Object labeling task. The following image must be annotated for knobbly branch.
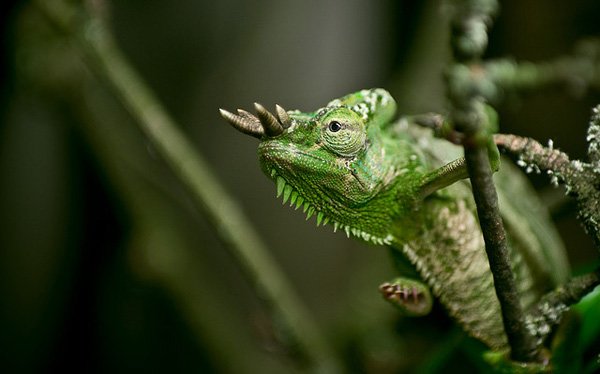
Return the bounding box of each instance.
[448,0,540,362]
[496,114,600,248]
[524,268,600,347]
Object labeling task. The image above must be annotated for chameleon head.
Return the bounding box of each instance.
[220,89,421,244]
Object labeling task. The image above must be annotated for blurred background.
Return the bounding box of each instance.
[1,0,599,372]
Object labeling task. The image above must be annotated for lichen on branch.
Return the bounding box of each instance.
[495,107,600,248]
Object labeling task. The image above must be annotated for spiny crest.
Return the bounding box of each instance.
[325,88,396,123]
[271,169,393,246]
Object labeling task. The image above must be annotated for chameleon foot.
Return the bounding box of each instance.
[379,278,433,317]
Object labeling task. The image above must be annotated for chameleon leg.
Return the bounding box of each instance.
[379,277,433,317]
[417,105,501,199]
[383,247,434,316]
[418,137,500,199]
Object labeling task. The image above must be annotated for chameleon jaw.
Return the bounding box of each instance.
[271,169,393,246]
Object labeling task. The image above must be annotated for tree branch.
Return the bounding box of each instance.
[524,268,600,346]
[448,0,540,362]
[496,128,600,249]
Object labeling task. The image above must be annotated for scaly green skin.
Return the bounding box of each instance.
[220,89,570,350]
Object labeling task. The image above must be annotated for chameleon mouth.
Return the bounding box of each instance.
[270,169,393,245]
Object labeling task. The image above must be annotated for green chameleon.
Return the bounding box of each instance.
[220,88,570,351]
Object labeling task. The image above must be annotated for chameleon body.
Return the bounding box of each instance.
[220,89,569,350]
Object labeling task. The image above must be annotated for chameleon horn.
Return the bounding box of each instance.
[254,102,284,137]
[219,108,264,139]
[275,104,291,129]
[237,108,257,120]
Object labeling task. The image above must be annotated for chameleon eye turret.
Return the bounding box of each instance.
[219,103,290,139]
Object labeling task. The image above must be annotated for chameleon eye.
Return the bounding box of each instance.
[321,117,366,157]
[328,121,342,132]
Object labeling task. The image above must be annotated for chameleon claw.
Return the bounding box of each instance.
[219,108,264,139]
[379,279,432,316]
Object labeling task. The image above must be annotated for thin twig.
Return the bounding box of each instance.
[448,0,540,362]
[524,269,600,346]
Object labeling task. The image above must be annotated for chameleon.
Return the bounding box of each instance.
[219,88,570,350]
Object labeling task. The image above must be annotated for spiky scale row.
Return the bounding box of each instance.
[344,226,351,238]
[283,185,293,204]
[276,176,286,197]
[303,202,310,213]
[316,212,324,226]
[290,191,299,205]
[272,171,394,245]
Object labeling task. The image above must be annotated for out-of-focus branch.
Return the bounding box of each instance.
[34,0,341,371]
[445,40,600,104]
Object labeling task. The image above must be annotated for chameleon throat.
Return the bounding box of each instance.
[270,168,394,246]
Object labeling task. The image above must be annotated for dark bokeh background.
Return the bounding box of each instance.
[1,1,599,372]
